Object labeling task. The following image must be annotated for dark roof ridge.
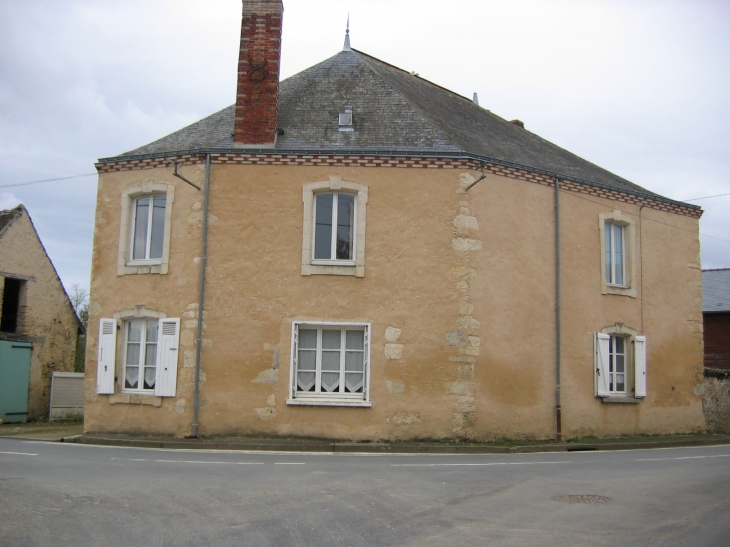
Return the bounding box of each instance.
[703,268,730,272]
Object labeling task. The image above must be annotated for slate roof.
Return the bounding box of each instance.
[116,48,675,200]
[703,269,730,313]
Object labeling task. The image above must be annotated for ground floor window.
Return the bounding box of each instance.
[595,331,647,399]
[123,319,158,391]
[608,335,627,394]
[288,322,371,406]
[96,315,180,397]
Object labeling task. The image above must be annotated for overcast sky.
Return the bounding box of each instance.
[1,0,728,292]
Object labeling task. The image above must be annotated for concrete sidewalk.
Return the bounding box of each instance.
[3,422,729,453]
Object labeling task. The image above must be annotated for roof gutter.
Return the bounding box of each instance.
[96,147,702,213]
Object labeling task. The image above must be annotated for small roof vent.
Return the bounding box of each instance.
[339,105,354,131]
[510,119,525,128]
[473,92,479,105]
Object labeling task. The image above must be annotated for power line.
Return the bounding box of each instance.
[0,173,97,189]
[684,192,730,202]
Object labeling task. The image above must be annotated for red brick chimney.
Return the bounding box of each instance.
[234,1,283,146]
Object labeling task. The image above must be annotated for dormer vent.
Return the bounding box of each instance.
[511,119,525,128]
[339,105,354,131]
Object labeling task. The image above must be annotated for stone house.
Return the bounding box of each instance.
[0,205,83,422]
[84,1,706,440]
[702,268,730,370]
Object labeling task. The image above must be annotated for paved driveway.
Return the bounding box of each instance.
[1,439,729,546]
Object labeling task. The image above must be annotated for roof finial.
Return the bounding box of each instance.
[343,13,351,51]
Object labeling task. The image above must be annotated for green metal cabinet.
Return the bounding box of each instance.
[0,340,32,423]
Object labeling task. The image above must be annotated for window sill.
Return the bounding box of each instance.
[602,284,637,298]
[286,398,372,408]
[600,396,643,404]
[109,393,162,406]
[118,262,167,276]
[301,264,364,278]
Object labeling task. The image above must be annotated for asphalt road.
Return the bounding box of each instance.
[1,439,729,547]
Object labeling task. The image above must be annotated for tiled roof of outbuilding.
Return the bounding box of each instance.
[119,49,658,197]
[703,269,730,313]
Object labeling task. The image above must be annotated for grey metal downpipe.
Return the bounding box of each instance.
[555,177,562,441]
[191,153,211,438]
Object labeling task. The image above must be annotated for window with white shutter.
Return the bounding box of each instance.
[155,319,180,397]
[594,333,611,397]
[595,330,647,400]
[634,336,647,398]
[96,318,117,394]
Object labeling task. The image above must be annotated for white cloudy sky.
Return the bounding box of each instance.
[1,0,728,292]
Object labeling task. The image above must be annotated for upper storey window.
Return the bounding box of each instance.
[604,221,625,286]
[117,182,174,276]
[599,211,636,298]
[301,176,368,278]
[132,195,166,262]
[314,193,355,262]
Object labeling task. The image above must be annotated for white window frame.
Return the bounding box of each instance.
[117,181,174,276]
[287,321,372,407]
[606,334,628,395]
[604,221,625,287]
[594,324,646,402]
[129,195,167,264]
[599,210,636,298]
[302,176,367,277]
[121,318,160,394]
[311,192,357,266]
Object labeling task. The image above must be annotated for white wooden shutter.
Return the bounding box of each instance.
[96,318,117,394]
[634,336,647,398]
[594,333,610,397]
[155,318,180,397]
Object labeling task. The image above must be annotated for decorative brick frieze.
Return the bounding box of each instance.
[95,152,701,218]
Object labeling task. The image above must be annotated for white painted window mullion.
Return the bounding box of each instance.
[315,328,322,393]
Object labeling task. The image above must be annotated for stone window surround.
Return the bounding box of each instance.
[118,181,175,276]
[599,322,642,404]
[301,176,367,278]
[107,305,167,406]
[599,210,636,298]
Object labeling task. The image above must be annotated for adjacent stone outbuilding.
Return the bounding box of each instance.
[0,205,83,422]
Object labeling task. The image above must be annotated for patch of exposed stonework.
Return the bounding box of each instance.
[175,398,186,414]
[252,368,278,384]
[392,412,421,425]
[254,407,276,420]
[385,343,404,360]
[703,370,730,433]
[385,327,401,343]
[177,303,208,398]
[452,238,482,252]
[446,330,466,347]
[386,380,405,394]
[446,174,482,439]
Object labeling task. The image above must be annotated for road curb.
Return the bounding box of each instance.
[66,434,730,454]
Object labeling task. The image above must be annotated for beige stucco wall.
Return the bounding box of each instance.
[0,210,80,419]
[85,161,705,440]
